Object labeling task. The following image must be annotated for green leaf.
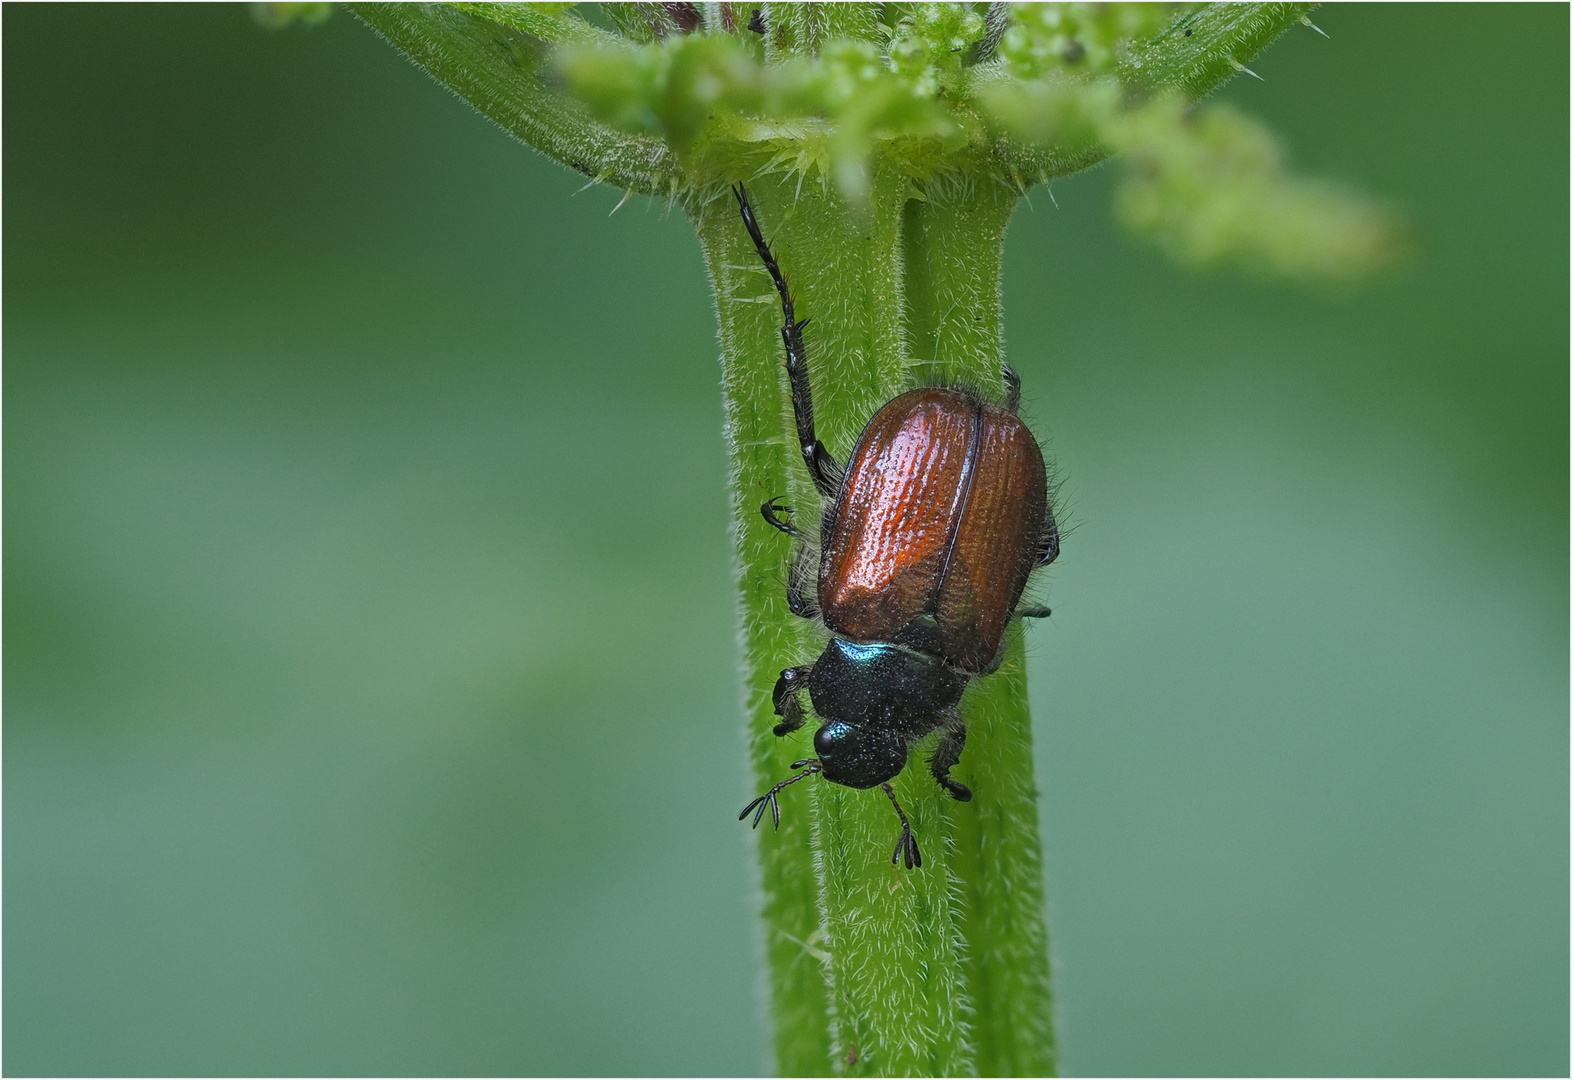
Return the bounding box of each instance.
[1121,2,1315,96]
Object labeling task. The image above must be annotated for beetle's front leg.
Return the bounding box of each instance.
[882,782,922,869]
[771,665,814,737]
[741,758,822,830]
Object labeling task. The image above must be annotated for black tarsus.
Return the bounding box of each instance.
[746,7,765,33]
[741,760,822,830]
[1002,363,1022,413]
[882,783,922,869]
[1016,605,1052,619]
[1036,506,1060,566]
[928,723,973,802]
[732,184,842,499]
[761,498,799,537]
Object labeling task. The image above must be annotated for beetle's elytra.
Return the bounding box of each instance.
[735,185,1059,870]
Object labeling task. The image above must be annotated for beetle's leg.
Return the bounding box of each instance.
[786,544,821,620]
[1036,503,1061,566]
[1016,605,1052,619]
[1002,363,1022,413]
[761,497,799,537]
[764,499,823,620]
[733,184,842,499]
[771,665,815,736]
[740,759,821,829]
[1008,362,1058,564]
[928,722,973,802]
[881,783,922,869]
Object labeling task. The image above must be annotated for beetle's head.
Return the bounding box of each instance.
[812,720,906,789]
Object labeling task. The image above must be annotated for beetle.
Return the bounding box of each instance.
[734,184,1059,870]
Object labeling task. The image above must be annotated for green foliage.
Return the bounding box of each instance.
[550,1,1395,278]
[1111,96,1402,277]
[558,28,967,201]
[346,3,1400,1074]
[356,1,1397,280]
[999,2,1176,78]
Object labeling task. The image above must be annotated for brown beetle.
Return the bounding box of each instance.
[736,186,1059,869]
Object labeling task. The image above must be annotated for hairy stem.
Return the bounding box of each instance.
[695,171,1053,1076]
[694,168,911,1076]
[905,184,1056,1077]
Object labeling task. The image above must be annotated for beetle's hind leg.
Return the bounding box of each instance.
[928,720,973,802]
[1002,363,1022,413]
[771,665,815,737]
[1000,360,1060,566]
[1036,502,1061,566]
[733,184,842,499]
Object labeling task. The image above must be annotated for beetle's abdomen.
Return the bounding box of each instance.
[819,387,1046,672]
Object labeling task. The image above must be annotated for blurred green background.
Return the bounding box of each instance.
[4,4,1565,1076]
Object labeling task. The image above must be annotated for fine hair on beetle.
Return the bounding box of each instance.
[734,183,1061,871]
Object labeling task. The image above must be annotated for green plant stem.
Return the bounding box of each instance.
[693,173,1051,1076]
[693,169,909,1077]
[905,187,1056,1077]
